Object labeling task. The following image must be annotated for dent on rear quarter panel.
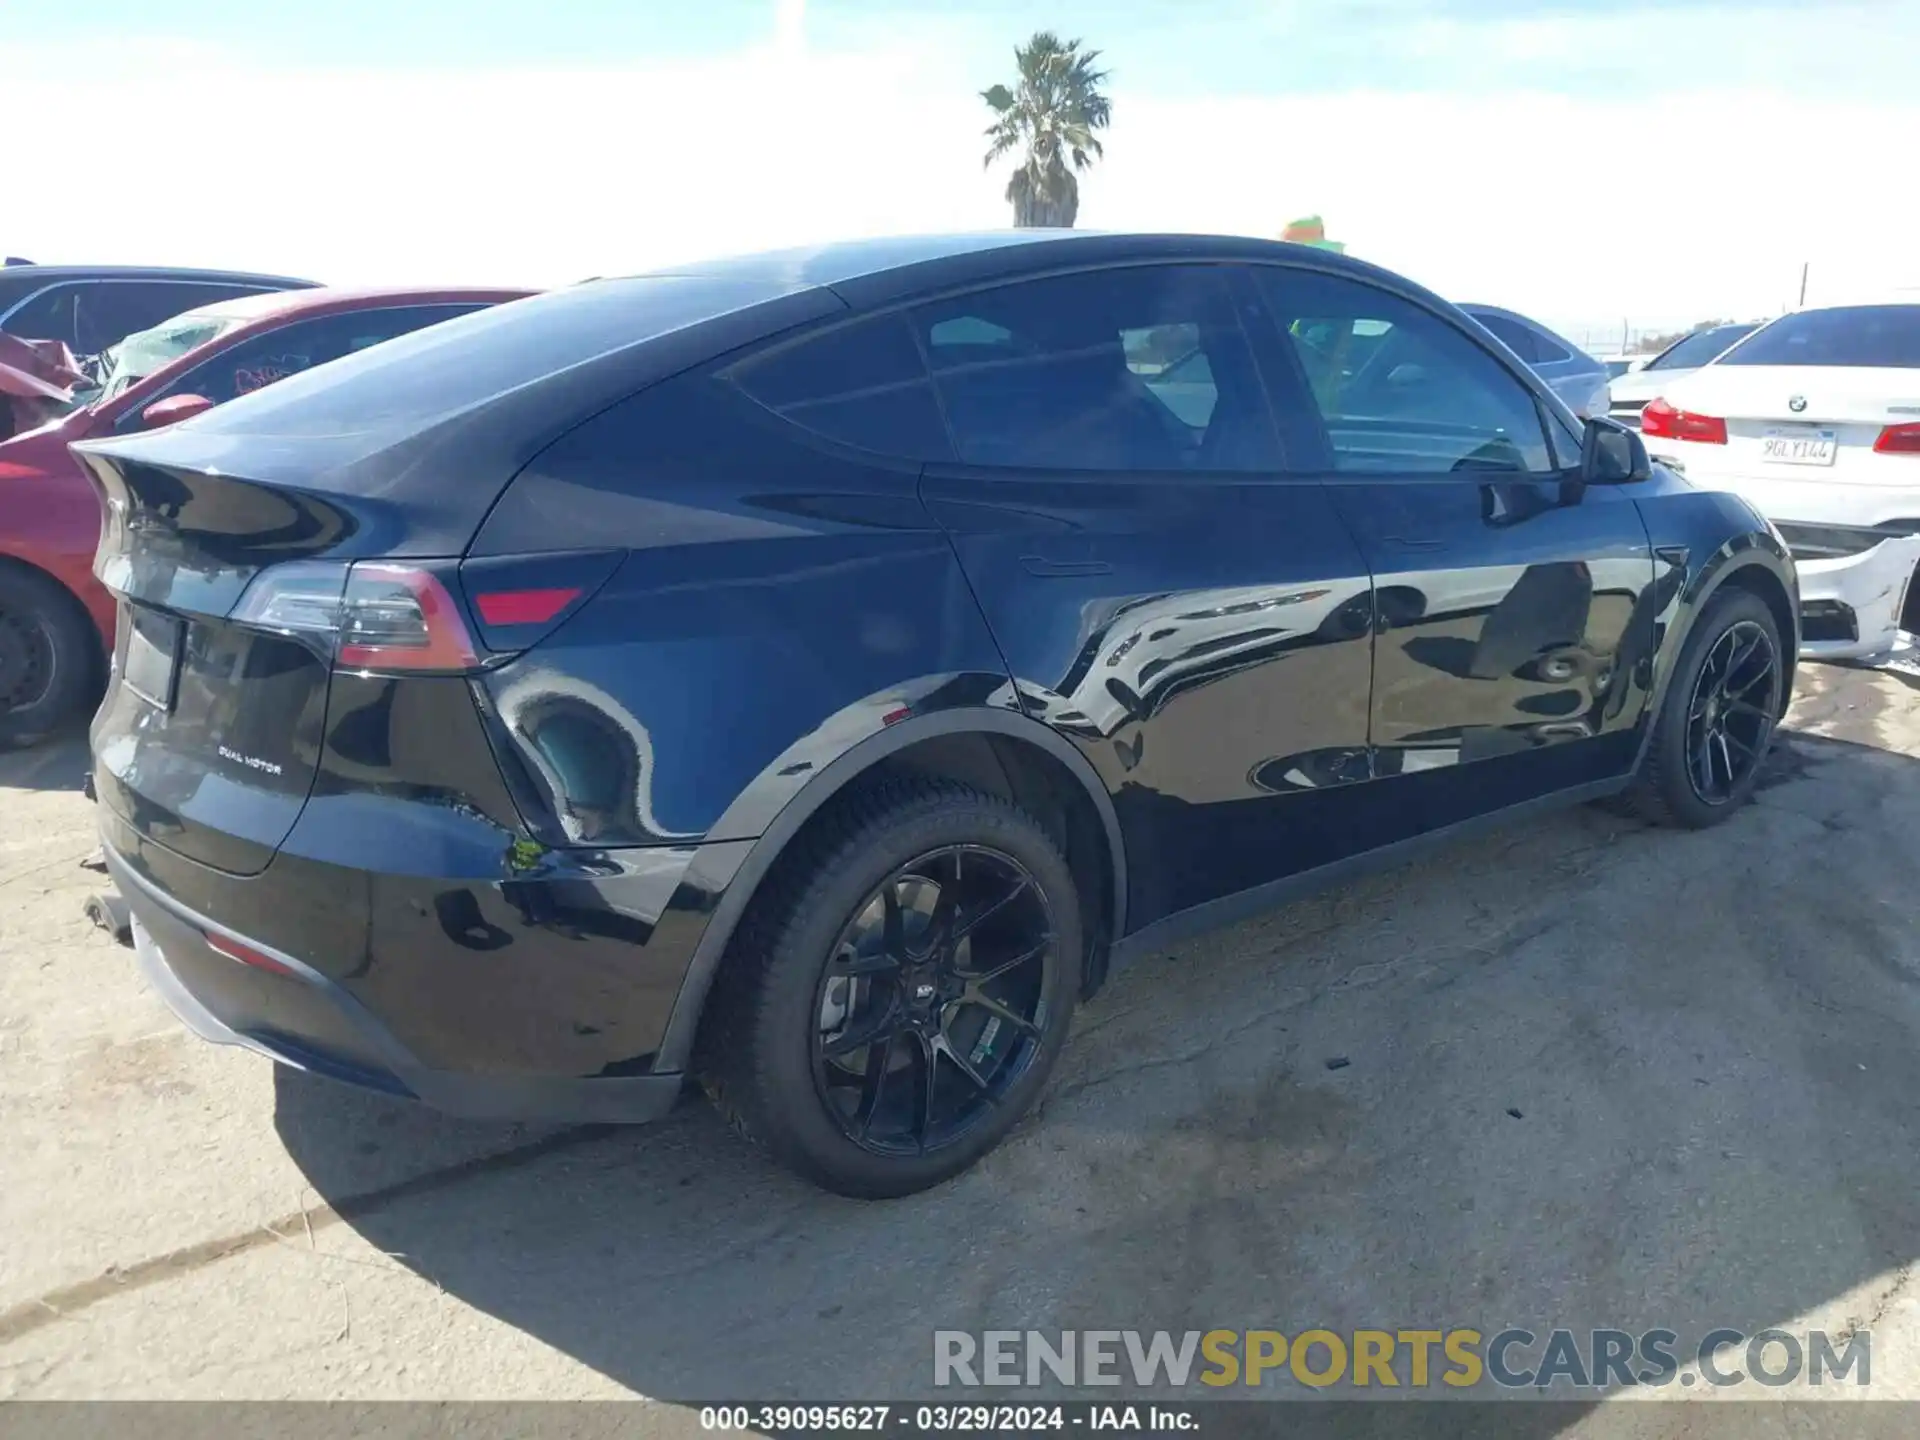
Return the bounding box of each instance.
[472,370,1017,849]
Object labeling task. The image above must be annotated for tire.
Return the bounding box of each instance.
[1624,587,1784,829]
[698,778,1082,1198]
[0,565,97,750]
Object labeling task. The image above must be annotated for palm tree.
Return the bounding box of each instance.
[981,32,1112,229]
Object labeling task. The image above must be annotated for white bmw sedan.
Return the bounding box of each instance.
[1638,302,1920,660]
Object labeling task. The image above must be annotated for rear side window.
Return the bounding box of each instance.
[727,313,952,460]
[1719,306,1920,368]
[0,283,81,348]
[155,304,487,410]
[911,265,1281,472]
[1471,311,1571,366]
[1644,323,1756,371]
[1255,270,1553,475]
[4,281,267,356]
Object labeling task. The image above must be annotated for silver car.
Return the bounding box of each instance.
[1459,303,1611,420]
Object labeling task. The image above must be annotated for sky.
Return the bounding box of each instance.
[4,0,1913,347]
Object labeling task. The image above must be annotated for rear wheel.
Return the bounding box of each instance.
[699,779,1080,1198]
[0,566,96,749]
[1624,588,1783,828]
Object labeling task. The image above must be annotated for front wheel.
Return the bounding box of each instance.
[698,779,1081,1198]
[1624,587,1785,828]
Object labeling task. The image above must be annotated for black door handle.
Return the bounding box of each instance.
[1379,536,1447,551]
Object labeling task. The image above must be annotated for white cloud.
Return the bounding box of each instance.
[9,27,1916,346]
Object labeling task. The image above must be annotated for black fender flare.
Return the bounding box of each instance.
[1636,532,1798,769]
[651,707,1128,1073]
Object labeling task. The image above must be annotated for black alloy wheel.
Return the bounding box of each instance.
[1624,586,1785,829]
[1683,619,1778,806]
[699,779,1081,1198]
[811,844,1057,1157]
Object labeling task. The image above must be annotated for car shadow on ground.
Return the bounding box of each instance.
[272,673,1920,1423]
[0,728,88,794]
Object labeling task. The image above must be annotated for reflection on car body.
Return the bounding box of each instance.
[78,231,1800,1198]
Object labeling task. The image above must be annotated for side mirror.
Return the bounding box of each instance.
[137,393,214,430]
[1580,416,1651,485]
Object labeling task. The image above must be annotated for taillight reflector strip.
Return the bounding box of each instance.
[473,587,582,626]
[206,931,298,977]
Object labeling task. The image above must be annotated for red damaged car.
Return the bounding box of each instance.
[0,285,531,745]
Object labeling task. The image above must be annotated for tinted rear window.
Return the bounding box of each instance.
[1470,312,1569,366]
[1644,323,1757,371]
[1721,307,1920,369]
[172,276,801,440]
[728,313,952,460]
[911,265,1282,472]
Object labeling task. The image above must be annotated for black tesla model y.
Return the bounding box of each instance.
[79,233,1798,1197]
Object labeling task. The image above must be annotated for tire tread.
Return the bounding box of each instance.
[696,775,1074,1195]
[1624,587,1781,829]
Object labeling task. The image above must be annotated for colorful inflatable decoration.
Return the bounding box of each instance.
[1281,215,1346,253]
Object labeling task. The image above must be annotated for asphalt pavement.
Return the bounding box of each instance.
[4,661,1920,1433]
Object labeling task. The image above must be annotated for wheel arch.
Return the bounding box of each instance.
[651,708,1127,1073]
[1636,536,1797,770]
[1708,560,1797,711]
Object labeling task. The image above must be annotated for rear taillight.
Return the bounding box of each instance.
[230,560,481,674]
[1874,423,1920,455]
[336,564,479,671]
[1641,397,1728,444]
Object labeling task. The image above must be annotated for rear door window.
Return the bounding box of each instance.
[1718,307,1920,368]
[1254,269,1555,475]
[1471,312,1572,367]
[727,312,952,460]
[2,281,265,357]
[1472,312,1546,365]
[0,283,81,348]
[911,265,1281,472]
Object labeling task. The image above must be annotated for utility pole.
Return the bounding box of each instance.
[1798,262,1809,308]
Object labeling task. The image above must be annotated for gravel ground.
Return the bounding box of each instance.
[4,661,1920,1433]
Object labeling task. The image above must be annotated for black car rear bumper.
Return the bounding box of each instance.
[105,841,686,1124]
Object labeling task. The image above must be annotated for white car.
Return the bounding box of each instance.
[1638,302,1920,660]
[1605,322,1760,428]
